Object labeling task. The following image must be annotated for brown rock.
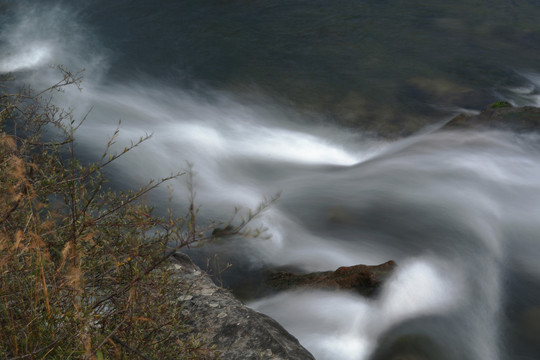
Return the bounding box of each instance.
[266,260,397,297]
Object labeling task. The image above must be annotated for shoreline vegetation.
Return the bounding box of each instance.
[0,69,280,359]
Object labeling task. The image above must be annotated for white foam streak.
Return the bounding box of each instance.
[253,208,395,271]
[508,72,540,107]
[154,121,360,166]
[377,260,463,327]
[88,85,366,166]
[45,81,376,216]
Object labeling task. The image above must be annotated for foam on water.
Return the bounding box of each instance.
[504,72,540,107]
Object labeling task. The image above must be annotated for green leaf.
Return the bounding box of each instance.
[97,350,104,360]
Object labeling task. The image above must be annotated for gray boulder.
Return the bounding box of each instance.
[171,253,315,360]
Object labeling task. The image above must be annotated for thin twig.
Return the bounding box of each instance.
[84,314,129,360]
[110,335,155,360]
[7,335,66,360]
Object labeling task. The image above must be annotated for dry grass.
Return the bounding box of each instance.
[0,69,275,359]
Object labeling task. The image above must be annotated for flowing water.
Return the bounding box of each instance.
[2,1,540,359]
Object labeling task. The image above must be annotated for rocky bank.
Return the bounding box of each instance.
[171,253,315,360]
[171,251,400,359]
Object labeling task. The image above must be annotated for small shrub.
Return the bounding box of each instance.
[0,69,274,359]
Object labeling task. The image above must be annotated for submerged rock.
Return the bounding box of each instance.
[266,260,397,297]
[518,307,540,346]
[370,315,461,360]
[404,77,495,109]
[443,105,540,132]
[171,253,315,360]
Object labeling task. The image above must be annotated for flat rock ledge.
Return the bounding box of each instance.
[171,252,315,360]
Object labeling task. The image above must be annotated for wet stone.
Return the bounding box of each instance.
[266,260,396,297]
[217,312,228,319]
[200,288,215,296]
[170,252,315,360]
[260,349,273,356]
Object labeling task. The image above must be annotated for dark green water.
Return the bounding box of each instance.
[3,0,540,132]
[81,0,540,135]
